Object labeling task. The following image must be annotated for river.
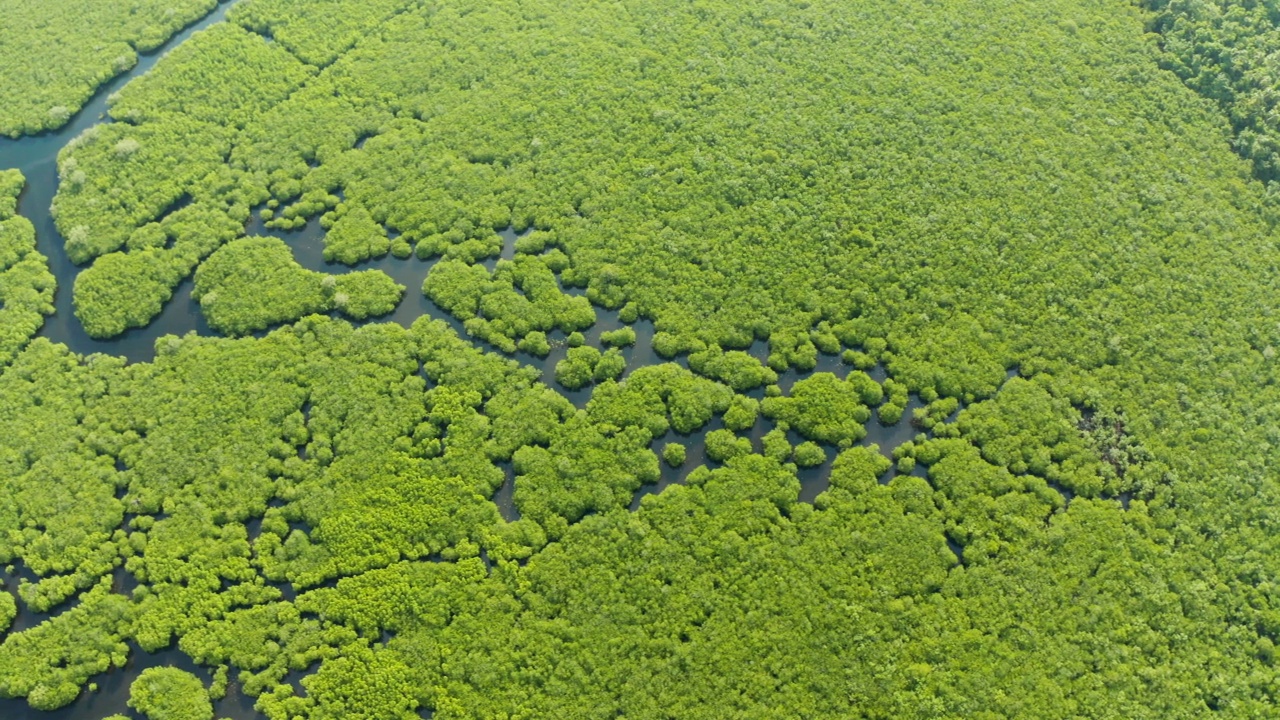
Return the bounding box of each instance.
[0,0,930,715]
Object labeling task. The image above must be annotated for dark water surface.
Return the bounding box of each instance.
[0,0,241,364]
[0,0,935,715]
[0,3,271,718]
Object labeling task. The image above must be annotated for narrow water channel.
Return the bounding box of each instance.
[0,4,272,718]
[0,0,934,715]
[0,0,243,363]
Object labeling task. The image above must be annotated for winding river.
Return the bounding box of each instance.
[0,1,928,716]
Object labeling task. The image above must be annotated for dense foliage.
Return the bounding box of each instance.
[0,0,225,137]
[0,170,55,363]
[128,667,214,720]
[424,254,595,353]
[761,371,882,447]
[1143,0,1280,188]
[192,237,403,335]
[5,0,1280,716]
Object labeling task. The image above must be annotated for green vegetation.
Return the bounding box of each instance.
[193,237,403,335]
[0,172,20,218]
[229,0,415,67]
[688,346,779,391]
[51,18,315,335]
[662,442,687,467]
[842,349,877,371]
[0,170,55,364]
[5,0,1280,715]
[722,395,760,431]
[0,0,225,137]
[954,376,1154,498]
[705,428,752,463]
[551,342,626,390]
[600,326,636,348]
[108,21,313,130]
[0,580,130,709]
[128,667,213,720]
[553,345,601,390]
[516,330,550,357]
[879,377,911,425]
[792,441,826,468]
[761,372,881,448]
[594,347,627,382]
[321,205,389,265]
[73,204,243,338]
[587,363,733,436]
[425,255,595,354]
[761,427,792,462]
[0,591,14,633]
[1143,0,1280,186]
